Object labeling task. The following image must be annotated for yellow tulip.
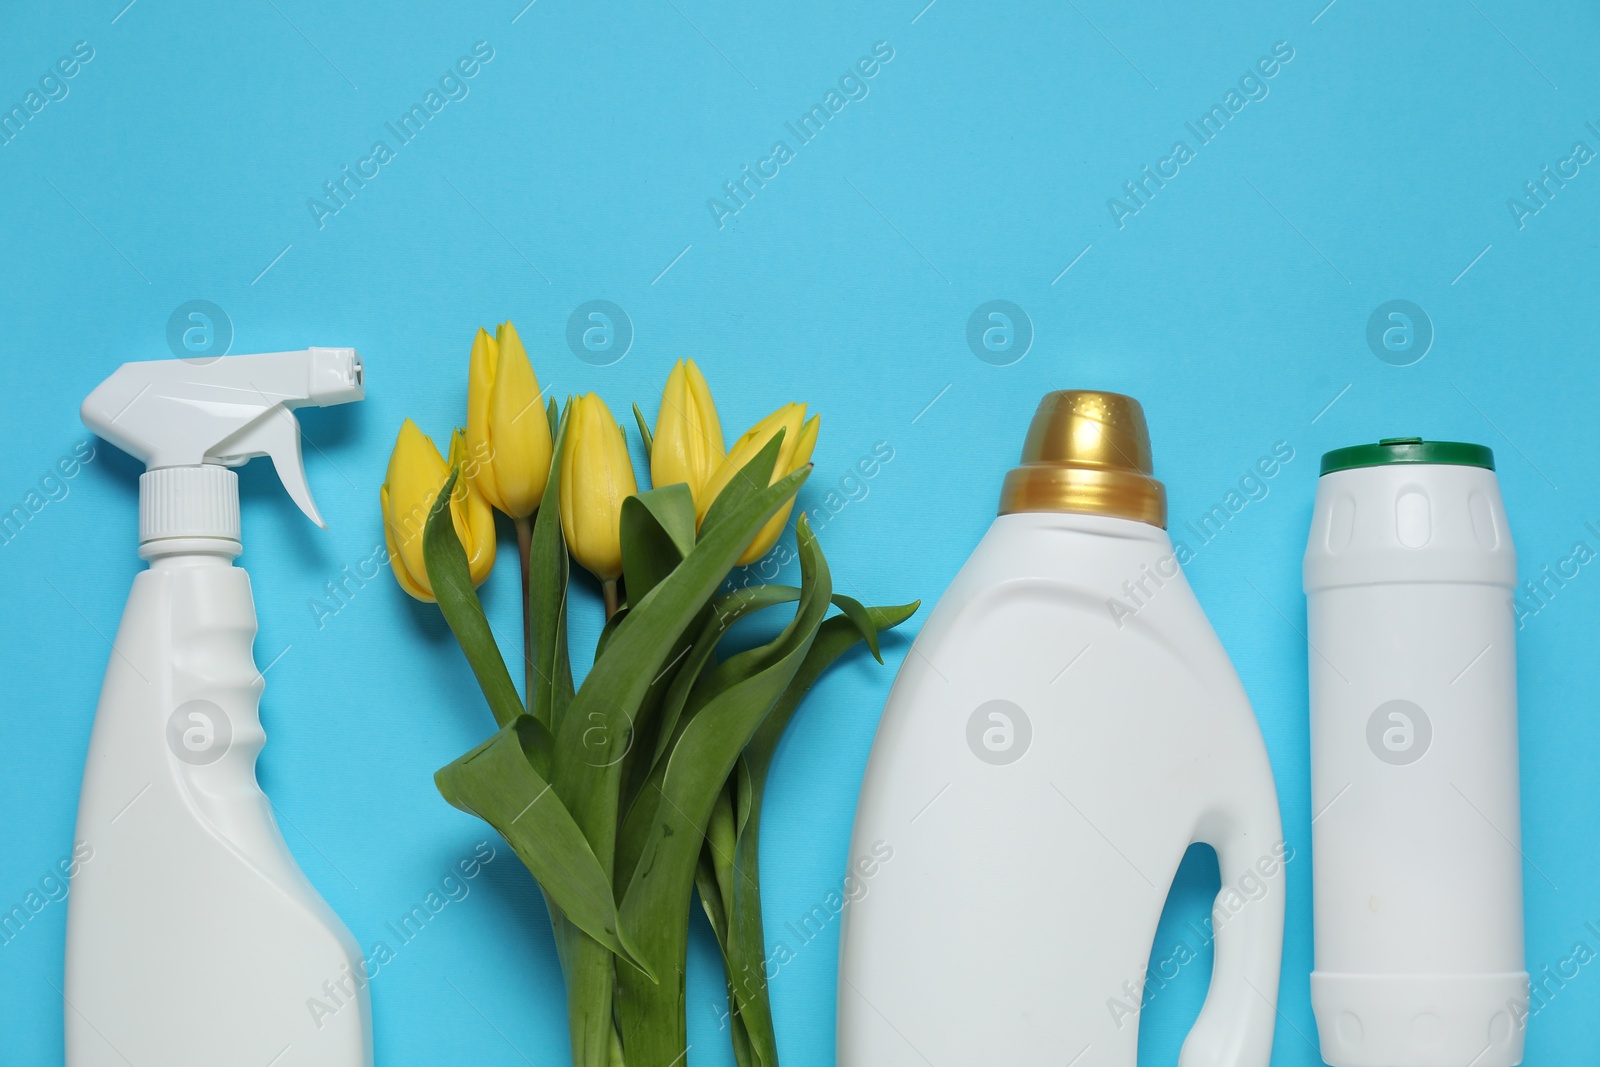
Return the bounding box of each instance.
[465,321,553,520]
[560,393,638,585]
[700,402,819,565]
[651,359,725,510]
[380,420,496,601]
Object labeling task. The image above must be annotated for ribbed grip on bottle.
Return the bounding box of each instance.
[139,466,241,543]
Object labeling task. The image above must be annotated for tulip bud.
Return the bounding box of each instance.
[560,393,638,583]
[466,321,554,520]
[651,359,725,512]
[701,402,819,566]
[380,419,497,601]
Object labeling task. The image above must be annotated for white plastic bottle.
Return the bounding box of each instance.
[66,350,371,1067]
[839,391,1286,1067]
[1305,438,1527,1067]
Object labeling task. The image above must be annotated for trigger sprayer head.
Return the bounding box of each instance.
[81,348,364,554]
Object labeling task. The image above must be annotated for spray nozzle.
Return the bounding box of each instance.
[82,348,364,542]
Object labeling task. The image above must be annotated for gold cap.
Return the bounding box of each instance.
[998,391,1166,527]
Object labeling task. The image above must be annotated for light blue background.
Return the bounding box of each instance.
[2,0,1597,1063]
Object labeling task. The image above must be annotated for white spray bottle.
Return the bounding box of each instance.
[839,391,1286,1067]
[66,349,371,1067]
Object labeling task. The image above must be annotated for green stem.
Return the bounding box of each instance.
[564,930,620,1067]
[516,514,534,716]
[603,578,621,621]
[615,956,685,1067]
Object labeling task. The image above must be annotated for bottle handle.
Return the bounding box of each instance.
[1180,807,1287,1067]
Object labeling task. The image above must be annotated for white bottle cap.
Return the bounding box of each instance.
[139,466,241,544]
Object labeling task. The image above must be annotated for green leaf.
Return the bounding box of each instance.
[694,843,759,1067]
[722,599,919,1066]
[562,931,622,1067]
[615,620,691,828]
[433,717,644,972]
[609,479,737,808]
[676,592,887,728]
[609,1022,626,1067]
[615,555,830,1064]
[620,484,697,606]
[615,517,832,1030]
[728,999,757,1067]
[594,605,629,659]
[695,844,729,953]
[515,711,556,780]
[632,402,654,459]
[648,584,804,771]
[610,482,710,820]
[829,593,884,662]
[640,485,698,559]
[699,428,784,538]
[422,471,521,730]
[743,599,919,785]
[696,843,760,1067]
[529,402,575,732]
[550,434,808,889]
[706,781,737,923]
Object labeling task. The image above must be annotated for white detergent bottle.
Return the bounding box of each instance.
[839,391,1286,1067]
[67,349,370,1067]
[1305,438,1527,1067]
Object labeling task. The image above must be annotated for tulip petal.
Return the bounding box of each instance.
[699,402,808,524]
[448,428,498,585]
[381,482,435,601]
[561,393,638,582]
[684,361,725,457]
[488,321,554,519]
[465,328,504,514]
[653,360,726,517]
[384,419,451,597]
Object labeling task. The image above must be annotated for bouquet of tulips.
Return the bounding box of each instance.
[379,322,917,1067]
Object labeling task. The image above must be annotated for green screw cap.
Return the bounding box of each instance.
[1320,437,1495,476]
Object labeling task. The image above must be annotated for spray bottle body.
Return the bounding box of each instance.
[65,543,371,1066]
[838,509,1285,1067]
[69,348,369,1066]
